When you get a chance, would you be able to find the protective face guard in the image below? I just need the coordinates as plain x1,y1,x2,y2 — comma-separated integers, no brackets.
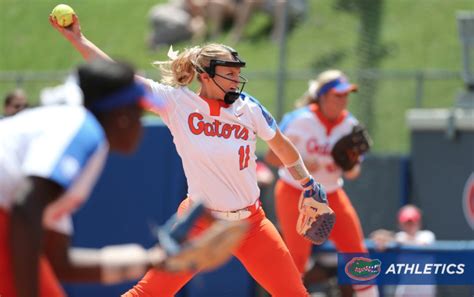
205,60,245,77
215,74,248,104
200,48,248,104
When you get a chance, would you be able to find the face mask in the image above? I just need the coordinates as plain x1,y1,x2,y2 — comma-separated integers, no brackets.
211,73,248,104
197,47,248,104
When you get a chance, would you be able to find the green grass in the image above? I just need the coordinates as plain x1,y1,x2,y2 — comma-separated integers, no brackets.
1,0,473,153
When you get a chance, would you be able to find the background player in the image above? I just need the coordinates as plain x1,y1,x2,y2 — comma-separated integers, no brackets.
50,12,327,297
265,69,379,297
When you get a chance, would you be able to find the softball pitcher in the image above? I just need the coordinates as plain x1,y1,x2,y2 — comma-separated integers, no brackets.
50,13,328,297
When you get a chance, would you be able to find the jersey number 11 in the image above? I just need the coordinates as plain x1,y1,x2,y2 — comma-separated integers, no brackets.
238,145,250,170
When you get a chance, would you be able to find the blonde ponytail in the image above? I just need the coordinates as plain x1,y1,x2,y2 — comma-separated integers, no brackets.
295,91,317,107
153,46,201,87
296,79,319,107
152,43,236,87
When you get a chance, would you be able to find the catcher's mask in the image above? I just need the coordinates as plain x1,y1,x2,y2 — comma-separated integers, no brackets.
197,47,248,105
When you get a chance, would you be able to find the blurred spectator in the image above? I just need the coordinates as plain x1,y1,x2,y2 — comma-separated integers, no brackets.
206,0,240,39
148,0,309,45
2,89,29,117
371,204,436,250
395,204,435,246
148,0,207,50
229,0,307,44
370,204,436,297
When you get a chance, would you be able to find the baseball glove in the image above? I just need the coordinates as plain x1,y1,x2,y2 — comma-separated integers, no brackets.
296,194,336,245
155,202,248,272
331,124,372,171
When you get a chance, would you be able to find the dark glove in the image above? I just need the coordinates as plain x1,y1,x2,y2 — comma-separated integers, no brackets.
331,124,372,171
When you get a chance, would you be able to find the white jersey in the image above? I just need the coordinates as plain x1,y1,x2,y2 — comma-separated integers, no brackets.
148,81,277,211
395,230,436,246
278,104,360,193
0,105,109,235
394,230,436,297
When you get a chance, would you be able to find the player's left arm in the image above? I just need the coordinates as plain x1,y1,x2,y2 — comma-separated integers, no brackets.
266,129,325,200
265,133,320,172
266,128,301,166
264,133,299,168
10,177,64,297
267,130,335,245
248,95,323,200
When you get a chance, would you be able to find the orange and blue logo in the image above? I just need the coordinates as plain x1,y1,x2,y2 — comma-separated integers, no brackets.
339,252,474,285
345,257,381,281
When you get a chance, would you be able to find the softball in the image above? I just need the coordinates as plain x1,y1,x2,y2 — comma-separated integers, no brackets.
51,4,75,27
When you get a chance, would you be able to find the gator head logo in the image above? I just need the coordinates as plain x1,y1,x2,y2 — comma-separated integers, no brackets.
345,257,381,281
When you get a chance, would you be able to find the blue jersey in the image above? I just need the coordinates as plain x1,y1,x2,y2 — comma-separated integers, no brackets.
0,105,108,234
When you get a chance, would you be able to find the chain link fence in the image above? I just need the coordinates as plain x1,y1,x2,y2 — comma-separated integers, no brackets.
0,68,462,153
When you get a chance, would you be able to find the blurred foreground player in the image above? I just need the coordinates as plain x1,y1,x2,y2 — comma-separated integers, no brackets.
0,59,246,297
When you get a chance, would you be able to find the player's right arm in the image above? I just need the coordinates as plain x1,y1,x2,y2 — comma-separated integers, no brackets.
43,229,102,282
49,15,111,62
49,15,150,88
43,228,153,284
10,177,64,297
